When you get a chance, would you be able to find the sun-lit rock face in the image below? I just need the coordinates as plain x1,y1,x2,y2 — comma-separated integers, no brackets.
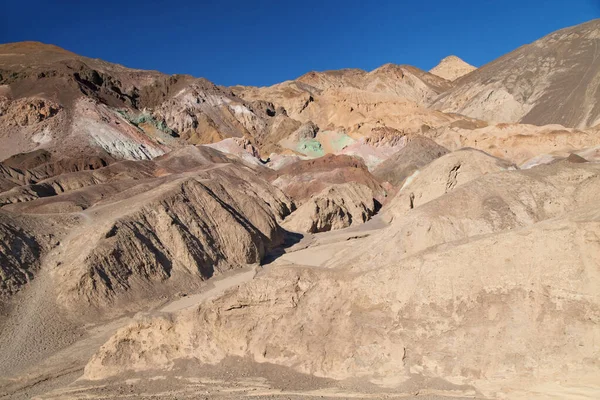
85,160,600,399
282,182,376,233
429,55,476,81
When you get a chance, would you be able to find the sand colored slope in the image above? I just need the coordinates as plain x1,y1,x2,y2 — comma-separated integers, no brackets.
428,122,600,165
372,135,449,186
382,148,516,221
84,200,600,398
433,19,600,128
272,154,384,204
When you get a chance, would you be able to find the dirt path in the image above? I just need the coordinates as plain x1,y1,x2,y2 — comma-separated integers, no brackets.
160,266,256,313
269,216,388,267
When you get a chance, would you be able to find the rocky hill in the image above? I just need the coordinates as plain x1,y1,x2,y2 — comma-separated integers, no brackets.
1,19,600,400
433,19,600,128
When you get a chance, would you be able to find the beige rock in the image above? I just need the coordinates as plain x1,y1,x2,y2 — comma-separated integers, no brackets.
85,198,600,399
383,148,516,221
5,21,600,400
282,182,375,233
351,160,600,263
271,154,384,204
372,135,449,187
429,55,476,81
0,212,57,297
428,122,600,165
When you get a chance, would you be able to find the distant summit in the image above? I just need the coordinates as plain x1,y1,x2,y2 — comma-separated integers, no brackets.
429,55,476,81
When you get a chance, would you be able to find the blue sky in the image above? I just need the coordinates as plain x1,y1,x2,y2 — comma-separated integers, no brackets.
2,1,599,86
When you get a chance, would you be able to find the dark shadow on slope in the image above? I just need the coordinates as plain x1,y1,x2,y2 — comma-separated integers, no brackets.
373,198,383,214
262,230,304,265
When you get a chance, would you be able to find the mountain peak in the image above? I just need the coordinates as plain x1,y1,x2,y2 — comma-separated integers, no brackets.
429,55,476,81
0,41,75,55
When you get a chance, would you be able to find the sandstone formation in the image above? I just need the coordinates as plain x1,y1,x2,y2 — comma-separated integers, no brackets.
0,212,58,297
0,146,292,311
282,182,376,233
271,154,385,204
382,148,516,220
232,64,473,138
84,160,600,400
235,84,463,138
428,122,600,166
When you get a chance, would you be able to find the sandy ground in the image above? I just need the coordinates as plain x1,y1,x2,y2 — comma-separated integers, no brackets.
273,216,388,267
36,356,484,399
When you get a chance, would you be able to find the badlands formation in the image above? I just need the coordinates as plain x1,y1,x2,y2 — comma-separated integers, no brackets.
0,20,599,400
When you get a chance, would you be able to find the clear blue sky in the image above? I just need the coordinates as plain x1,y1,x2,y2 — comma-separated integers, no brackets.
2,1,599,86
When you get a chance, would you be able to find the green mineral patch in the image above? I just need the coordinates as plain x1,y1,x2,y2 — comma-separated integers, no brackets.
296,139,325,158
117,110,176,136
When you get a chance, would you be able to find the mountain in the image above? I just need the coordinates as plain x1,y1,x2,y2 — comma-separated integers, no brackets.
429,55,476,81
295,63,452,105
3,19,600,400
0,41,300,162
232,64,471,139
433,19,600,128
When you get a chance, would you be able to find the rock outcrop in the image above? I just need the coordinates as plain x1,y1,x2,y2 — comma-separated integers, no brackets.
382,148,516,220
4,19,600,400
427,122,600,166
282,183,376,233
372,135,449,186
272,154,385,204
0,146,293,313
0,212,56,297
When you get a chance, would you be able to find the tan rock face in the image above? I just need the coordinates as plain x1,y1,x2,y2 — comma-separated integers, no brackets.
0,97,61,126
232,63,472,139
346,160,600,265
282,182,375,233
84,160,600,398
429,55,476,81
372,134,449,187
0,146,292,312
61,174,284,310
382,148,516,221
235,83,463,138
296,64,452,106
427,122,600,166
0,212,57,297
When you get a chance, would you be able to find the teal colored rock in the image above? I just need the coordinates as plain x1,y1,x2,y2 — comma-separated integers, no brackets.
117,109,175,136
297,139,325,158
